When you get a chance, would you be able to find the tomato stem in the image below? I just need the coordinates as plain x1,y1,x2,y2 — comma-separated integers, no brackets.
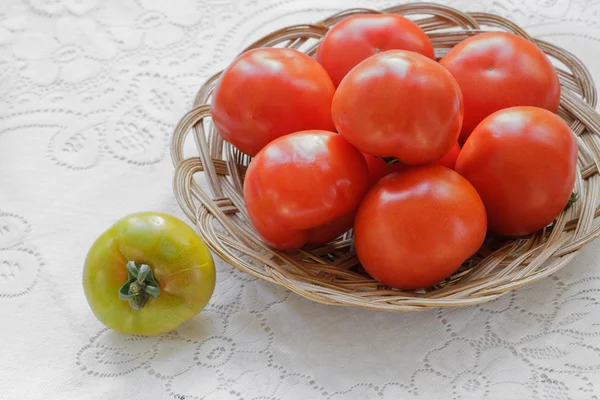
381,156,399,167
118,261,161,310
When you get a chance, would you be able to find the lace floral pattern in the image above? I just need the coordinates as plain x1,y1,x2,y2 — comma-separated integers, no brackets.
73,270,600,399
2,0,600,398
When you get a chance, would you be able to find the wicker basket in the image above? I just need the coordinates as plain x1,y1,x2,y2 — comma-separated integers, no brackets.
170,2,600,311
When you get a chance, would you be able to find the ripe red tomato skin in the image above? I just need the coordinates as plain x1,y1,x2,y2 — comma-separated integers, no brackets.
354,166,487,290
333,50,463,165
363,153,392,188
307,211,356,244
436,142,460,169
440,32,560,143
362,142,460,187
455,106,577,237
244,130,369,250
211,48,336,156
316,14,434,87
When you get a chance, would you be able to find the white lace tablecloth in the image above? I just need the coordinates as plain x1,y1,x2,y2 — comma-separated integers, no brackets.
2,0,600,399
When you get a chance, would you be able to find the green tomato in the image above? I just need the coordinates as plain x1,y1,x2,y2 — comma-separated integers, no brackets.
83,212,215,336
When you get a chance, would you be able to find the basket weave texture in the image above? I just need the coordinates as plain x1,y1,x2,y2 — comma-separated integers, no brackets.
171,2,600,311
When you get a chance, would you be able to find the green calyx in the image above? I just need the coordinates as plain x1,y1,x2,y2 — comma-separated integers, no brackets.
564,192,579,211
118,261,161,311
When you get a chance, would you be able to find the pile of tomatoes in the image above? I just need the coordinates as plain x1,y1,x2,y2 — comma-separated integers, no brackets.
211,14,578,290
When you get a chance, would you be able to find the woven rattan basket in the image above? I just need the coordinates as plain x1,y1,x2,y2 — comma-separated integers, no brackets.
171,2,600,311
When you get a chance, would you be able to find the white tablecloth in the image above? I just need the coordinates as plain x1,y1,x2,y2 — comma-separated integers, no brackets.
2,0,600,398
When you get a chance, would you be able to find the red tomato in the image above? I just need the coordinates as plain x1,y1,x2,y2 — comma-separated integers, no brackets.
244,130,369,250
363,153,392,187
436,142,460,169
440,32,560,143
211,48,335,156
455,106,577,236
333,50,463,165
316,14,434,87
362,142,461,186
306,211,356,245
354,166,487,290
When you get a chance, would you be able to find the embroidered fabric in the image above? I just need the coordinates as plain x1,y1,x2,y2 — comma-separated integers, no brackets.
2,0,600,398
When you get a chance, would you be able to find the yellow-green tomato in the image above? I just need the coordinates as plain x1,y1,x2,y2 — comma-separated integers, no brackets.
83,212,215,336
